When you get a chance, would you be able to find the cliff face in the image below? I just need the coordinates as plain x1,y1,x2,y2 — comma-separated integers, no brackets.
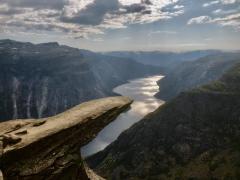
156,53,240,101
0,96,132,180
0,39,159,121
87,63,240,179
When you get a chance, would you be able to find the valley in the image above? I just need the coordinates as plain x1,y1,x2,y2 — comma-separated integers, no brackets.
87,62,240,180
1,0,240,179
0,40,161,121
81,75,165,157
1,39,240,180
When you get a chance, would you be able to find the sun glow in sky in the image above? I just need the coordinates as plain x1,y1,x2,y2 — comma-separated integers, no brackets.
0,0,239,51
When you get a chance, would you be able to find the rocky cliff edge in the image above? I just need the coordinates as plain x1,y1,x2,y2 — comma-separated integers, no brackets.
0,96,132,180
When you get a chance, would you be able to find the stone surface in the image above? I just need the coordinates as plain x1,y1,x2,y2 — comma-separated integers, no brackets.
0,96,132,180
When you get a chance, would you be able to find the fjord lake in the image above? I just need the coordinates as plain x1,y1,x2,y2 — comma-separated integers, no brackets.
81,75,165,157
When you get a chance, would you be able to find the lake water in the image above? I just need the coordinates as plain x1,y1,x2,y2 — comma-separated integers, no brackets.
81,75,165,157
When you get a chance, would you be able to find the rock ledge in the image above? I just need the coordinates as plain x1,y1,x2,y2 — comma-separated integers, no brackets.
0,96,132,180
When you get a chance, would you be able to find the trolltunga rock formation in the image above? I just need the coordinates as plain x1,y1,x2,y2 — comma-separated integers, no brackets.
0,96,132,180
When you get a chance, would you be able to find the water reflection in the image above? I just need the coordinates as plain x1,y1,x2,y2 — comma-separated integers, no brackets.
81,75,164,157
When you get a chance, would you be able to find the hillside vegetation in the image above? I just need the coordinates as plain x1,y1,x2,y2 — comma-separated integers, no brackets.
88,62,240,179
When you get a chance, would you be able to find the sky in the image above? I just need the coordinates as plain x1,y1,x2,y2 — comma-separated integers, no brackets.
0,0,240,51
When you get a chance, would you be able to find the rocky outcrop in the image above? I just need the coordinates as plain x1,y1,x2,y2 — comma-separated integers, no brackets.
0,96,132,180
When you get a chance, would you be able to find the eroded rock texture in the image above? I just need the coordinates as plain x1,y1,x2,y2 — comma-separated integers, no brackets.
0,96,132,180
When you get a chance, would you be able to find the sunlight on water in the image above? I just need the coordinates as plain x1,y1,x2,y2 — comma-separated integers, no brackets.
81,75,165,157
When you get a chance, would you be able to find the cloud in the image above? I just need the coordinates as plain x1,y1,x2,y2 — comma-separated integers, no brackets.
0,0,67,10
221,0,237,4
212,13,240,29
96,0,183,26
0,4,25,15
173,5,184,9
188,13,240,30
212,8,239,15
119,0,141,6
187,16,212,25
203,1,219,7
202,0,237,7
0,0,184,38
61,0,119,25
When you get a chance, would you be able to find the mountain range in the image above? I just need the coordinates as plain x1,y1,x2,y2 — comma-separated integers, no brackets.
1,39,240,179
105,50,221,68
0,39,160,121
156,52,240,100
